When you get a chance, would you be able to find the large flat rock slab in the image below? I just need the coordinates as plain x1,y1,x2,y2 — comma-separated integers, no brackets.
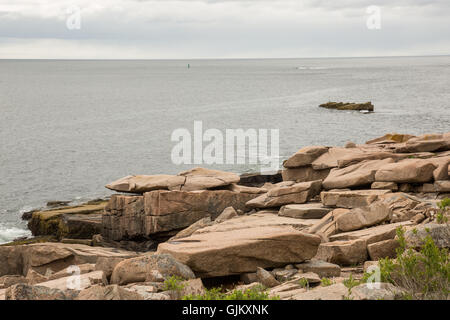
329,221,413,244
392,138,448,153
173,167,240,191
375,159,437,183
311,147,374,170
279,203,332,219
283,146,329,168
246,180,322,209
295,260,341,278
106,175,185,193
321,189,391,209
315,239,368,266
28,202,107,239
323,158,395,190
0,242,137,277
191,211,318,235
281,167,330,183
36,270,106,291
23,243,137,276
102,190,258,240
290,283,348,300
157,214,321,277
106,168,240,193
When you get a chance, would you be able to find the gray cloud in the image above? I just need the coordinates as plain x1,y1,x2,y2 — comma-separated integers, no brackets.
0,0,449,58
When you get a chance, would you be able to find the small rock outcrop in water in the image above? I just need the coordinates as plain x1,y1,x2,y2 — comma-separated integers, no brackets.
319,101,374,112
0,131,449,300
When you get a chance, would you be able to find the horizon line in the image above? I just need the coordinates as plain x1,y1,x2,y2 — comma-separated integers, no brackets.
1,54,449,61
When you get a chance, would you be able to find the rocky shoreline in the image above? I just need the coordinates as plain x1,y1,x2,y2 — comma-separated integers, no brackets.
1,131,449,300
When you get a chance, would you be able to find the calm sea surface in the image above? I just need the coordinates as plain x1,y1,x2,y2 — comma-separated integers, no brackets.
1,56,450,243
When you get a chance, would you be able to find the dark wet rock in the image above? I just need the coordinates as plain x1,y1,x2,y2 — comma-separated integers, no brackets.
238,171,283,187
319,101,374,112
28,202,107,239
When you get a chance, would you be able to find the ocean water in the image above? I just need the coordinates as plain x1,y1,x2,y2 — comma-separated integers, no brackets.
1,56,450,243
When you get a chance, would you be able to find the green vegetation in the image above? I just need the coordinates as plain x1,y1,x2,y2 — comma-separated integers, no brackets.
320,278,334,287
342,274,359,300
182,285,279,300
342,294,354,300
163,275,186,292
436,197,450,224
438,197,450,210
343,274,359,290
362,227,449,300
298,278,309,289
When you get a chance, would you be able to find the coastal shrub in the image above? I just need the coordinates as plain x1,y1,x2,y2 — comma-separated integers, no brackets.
343,274,359,290
362,227,449,300
225,287,277,300
436,198,450,224
320,278,334,287
438,197,450,210
182,285,279,300
163,275,186,291
341,274,360,300
182,287,223,300
298,278,309,289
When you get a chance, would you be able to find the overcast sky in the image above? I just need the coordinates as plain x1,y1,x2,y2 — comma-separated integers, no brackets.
0,0,449,59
